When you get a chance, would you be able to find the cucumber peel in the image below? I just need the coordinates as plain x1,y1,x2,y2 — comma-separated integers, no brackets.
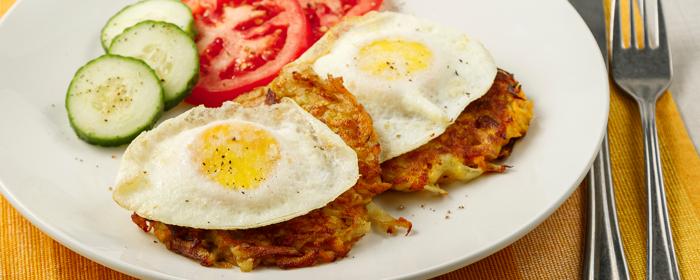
110,21,200,111
101,0,197,52
66,54,164,147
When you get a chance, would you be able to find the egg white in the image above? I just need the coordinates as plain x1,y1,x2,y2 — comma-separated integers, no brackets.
291,11,497,162
112,99,359,230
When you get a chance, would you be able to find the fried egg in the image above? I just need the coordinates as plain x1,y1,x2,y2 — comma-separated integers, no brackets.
112,98,359,230
291,11,497,162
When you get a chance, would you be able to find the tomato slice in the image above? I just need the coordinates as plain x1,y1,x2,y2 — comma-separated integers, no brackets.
300,0,382,42
183,0,310,108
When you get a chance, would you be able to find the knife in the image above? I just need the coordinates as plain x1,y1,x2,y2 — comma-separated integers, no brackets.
569,0,632,279
571,0,608,65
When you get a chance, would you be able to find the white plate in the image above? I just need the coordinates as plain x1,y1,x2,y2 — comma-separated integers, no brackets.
0,0,608,279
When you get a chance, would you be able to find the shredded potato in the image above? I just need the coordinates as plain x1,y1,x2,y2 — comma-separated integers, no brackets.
381,69,534,194
131,66,411,271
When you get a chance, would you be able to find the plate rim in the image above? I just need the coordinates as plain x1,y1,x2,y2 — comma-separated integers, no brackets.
0,0,610,278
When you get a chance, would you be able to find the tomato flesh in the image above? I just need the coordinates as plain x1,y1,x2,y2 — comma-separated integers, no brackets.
300,0,382,42
184,0,309,108
182,0,381,107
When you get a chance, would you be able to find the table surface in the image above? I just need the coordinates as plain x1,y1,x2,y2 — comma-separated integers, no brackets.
663,0,700,153
0,0,698,279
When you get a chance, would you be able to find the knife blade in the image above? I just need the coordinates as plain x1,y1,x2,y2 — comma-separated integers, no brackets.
570,0,631,279
570,0,608,66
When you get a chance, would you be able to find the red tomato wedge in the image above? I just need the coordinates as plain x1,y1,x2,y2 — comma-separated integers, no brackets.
183,0,310,108
300,0,382,42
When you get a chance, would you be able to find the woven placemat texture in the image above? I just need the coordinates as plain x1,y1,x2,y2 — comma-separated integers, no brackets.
1,0,699,279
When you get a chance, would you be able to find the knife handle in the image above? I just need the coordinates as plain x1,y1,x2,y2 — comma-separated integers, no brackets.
582,132,631,280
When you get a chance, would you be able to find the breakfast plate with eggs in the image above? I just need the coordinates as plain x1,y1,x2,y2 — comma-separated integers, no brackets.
0,0,608,279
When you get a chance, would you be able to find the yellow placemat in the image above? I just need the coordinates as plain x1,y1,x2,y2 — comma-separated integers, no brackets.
1,0,699,279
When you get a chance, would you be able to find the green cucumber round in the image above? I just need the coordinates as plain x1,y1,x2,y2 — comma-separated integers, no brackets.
101,0,197,52
109,21,199,111
66,54,164,147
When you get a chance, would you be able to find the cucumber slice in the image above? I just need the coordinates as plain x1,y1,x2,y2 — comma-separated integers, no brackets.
109,21,199,111
66,54,164,147
101,0,197,51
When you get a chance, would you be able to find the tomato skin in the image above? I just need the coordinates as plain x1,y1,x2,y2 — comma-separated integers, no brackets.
183,0,309,108
300,0,382,42
181,0,217,15
186,71,275,107
344,0,382,17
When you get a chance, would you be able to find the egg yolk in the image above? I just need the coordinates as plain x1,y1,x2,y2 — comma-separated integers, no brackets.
191,122,279,190
358,39,433,80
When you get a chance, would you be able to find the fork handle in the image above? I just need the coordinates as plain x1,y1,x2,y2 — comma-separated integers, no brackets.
583,132,631,280
639,100,682,280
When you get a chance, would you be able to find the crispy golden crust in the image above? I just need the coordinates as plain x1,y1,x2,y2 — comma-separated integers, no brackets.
240,66,412,233
145,205,368,271
133,67,411,272
236,65,390,200
381,69,533,193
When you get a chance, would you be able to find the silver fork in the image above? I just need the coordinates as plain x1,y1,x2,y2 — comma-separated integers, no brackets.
611,0,680,279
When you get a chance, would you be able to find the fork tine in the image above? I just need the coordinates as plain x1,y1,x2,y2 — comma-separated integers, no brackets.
636,0,645,24
612,0,624,52
639,0,649,48
657,0,668,51
629,0,638,49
